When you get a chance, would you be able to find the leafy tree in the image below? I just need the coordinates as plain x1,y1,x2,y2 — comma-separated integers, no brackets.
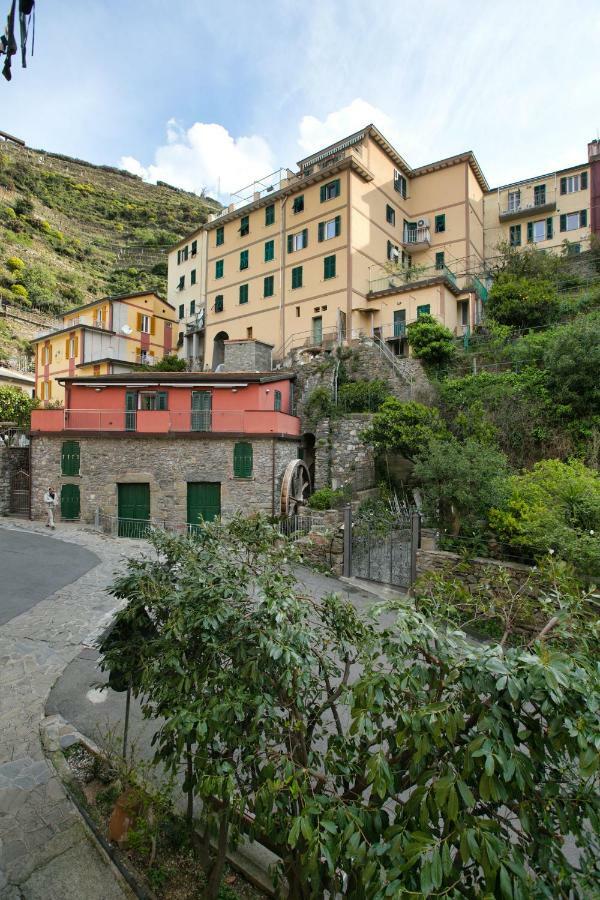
0,385,38,427
542,312,600,421
413,437,509,537
337,378,389,412
487,274,560,329
407,313,455,364
16,263,59,311
489,459,600,576
137,353,187,372
362,398,448,461
101,520,600,898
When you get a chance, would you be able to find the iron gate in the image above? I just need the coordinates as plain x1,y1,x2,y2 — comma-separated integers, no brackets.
9,467,30,517
345,509,419,591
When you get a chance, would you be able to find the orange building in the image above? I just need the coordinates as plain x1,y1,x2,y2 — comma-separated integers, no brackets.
32,291,178,406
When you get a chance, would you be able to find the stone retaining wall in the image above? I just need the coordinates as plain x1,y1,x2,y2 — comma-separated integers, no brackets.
0,441,28,514
416,548,532,589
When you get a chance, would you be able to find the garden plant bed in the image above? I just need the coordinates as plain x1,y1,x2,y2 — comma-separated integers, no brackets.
62,742,267,900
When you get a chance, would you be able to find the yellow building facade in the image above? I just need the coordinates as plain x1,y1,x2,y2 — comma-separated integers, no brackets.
32,291,177,406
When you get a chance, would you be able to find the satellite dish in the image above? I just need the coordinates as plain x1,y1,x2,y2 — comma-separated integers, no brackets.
121,325,133,335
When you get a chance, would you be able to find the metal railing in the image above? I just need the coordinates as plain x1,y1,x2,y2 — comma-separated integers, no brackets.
94,511,328,541
369,263,458,294
402,225,430,245
35,316,110,340
278,514,329,539
274,326,342,360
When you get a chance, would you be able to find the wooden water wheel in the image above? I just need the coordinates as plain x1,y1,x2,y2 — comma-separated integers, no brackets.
280,459,311,516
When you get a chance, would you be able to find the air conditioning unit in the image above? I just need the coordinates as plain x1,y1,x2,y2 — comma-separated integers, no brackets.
417,217,430,228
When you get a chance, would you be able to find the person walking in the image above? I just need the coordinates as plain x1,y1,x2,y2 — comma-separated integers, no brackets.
44,486,58,529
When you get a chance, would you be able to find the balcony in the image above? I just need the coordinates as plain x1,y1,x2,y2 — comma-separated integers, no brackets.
498,184,557,221
185,310,205,333
369,263,460,296
35,317,111,340
401,225,430,249
31,408,300,437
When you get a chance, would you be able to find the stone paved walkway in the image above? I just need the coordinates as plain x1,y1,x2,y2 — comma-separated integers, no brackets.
0,518,145,900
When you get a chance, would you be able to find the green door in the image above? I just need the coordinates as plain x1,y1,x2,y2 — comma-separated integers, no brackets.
117,483,150,537
60,484,80,520
393,309,406,338
125,391,137,432
187,482,221,529
312,316,323,345
191,391,211,432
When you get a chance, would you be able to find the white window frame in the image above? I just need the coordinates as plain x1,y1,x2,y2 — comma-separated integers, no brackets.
292,231,307,251
324,218,337,240
68,337,75,359
508,189,521,212
565,212,580,231
532,220,546,243
394,169,407,198
564,175,580,194
140,315,151,334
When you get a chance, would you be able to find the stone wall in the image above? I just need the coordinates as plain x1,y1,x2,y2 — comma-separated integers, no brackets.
223,339,273,372
416,548,533,590
329,414,375,491
30,435,298,525
1,306,61,343
348,337,436,405
0,441,28,515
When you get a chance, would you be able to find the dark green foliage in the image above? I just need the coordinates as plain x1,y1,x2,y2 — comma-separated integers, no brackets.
542,312,600,421
303,386,333,426
487,275,560,329
337,378,389,412
407,313,455,364
362,398,448,461
307,487,347,510
139,354,187,372
0,385,38,426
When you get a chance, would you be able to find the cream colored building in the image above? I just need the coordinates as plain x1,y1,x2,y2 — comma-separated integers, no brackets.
167,127,596,369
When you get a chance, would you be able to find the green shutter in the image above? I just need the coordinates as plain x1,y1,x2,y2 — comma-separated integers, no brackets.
527,222,533,243
318,222,325,242
60,483,80,521
178,304,184,319
324,255,336,279
334,215,341,236
239,284,248,304
265,239,274,261
580,209,588,227
417,304,430,318
320,184,327,202
215,259,223,278
274,390,281,411
240,249,248,269
302,228,308,248
333,178,340,197
287,234,293,253
265,204,275,225
546,217,553,240
233,442,253,478
435,252,444,270
157,391,168,411
292,266,302,289
560,177,567,195
216,226,224,245
580,171,588,190
387,240,392,260
190,300,195,314
560,214,567,232
264,276,274,297
61,441,80,476
215,295,224,313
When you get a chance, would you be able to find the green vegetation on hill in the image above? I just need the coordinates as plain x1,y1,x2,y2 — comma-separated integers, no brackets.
0,141,219,355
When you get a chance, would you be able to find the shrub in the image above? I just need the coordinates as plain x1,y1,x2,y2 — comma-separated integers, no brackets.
542,311,600,421
486,275,560,329
362,398,448,461
337,378,389,412
489,459,600,576
6,256,25,272
14,196,34,216
407,313,455,364
10,283,28,299
0,385,39,426
303,386,333,426
307,487,346,510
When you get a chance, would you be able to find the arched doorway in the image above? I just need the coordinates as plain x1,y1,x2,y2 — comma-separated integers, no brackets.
212,331,229,370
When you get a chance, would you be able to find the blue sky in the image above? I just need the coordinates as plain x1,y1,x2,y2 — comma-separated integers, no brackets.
2,0,599,199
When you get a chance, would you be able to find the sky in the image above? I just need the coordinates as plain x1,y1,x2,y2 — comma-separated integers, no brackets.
2,0,599,201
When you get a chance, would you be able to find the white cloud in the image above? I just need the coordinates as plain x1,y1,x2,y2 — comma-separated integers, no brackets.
119,121,275,198
297,99,401,157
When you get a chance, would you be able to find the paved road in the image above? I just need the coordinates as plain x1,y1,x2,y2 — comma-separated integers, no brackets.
0,528,99,626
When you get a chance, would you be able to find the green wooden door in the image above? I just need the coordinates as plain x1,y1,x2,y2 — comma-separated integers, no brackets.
60,484,80,520
117,483,150,537
312,316,323,345
125,391,137,432
187,482,221,528
191,391,211,432
393,309,406,338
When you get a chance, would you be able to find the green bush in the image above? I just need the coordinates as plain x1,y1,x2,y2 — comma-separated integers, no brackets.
487,275,560,329
407,313,455,364
0,385,39,426
6,256,25,272
337,378,389,412
304,386,333,426
489,459,600,576
362,398,448,461
308,487,346,510
10,283,28,300
18,263,59,311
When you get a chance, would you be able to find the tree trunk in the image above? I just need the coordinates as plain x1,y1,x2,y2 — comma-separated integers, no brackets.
185,739,194,826
205,808,230,900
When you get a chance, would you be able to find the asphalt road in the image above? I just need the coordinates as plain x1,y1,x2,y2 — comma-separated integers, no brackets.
0,526,99,626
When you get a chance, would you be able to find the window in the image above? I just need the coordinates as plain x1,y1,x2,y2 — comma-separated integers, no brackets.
61,441,80,476
296,306,300,317
435,214,446,233
215,259,224,279
291,266,303,289
264,239,275,261
560,172,588,194
65,335,78,359
534,184,546,206
178,275,185,290
264,275,274,297
320,179,340,202
288,229,308,252
140,314,151,333
190,300,196,315
274,390,282,411
216,226,224,246
215,295,224,313
528,219,551,243
386,204,396,226
240,215,249,236
233,442,253,478
240,249,249,270
387,240,400,263
324,255,336,280
40,381,51,400
239,284,249,304
265,204,275,226
318,216,341,242
292,195,304,213
247,327,253,339
177,246,188,264
507,189,521,212
560,210,587,231
509,224,521,247
178,304,184,320
191,269,197,285
140,391,168,411
417,304,431,318
394,169,407,198
402,250,412,267
191,239,197,256
435,252,445,270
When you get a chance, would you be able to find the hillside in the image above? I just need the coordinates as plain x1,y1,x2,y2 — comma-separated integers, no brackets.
0,138,219,361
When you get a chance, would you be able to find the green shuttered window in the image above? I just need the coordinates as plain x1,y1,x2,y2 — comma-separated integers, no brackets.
291,266,303,289
264,275,274,297
215,294,224,312
323,255,336,279
240,215,249,236
215,259,224,278
274,390,282,411
265,204,275,226
233,442,253,478
61,441,80,476
320,179,341,202
216,226,224,246
240,249,249,270
239,284,249,304
435,214,446,233
264,239,274,261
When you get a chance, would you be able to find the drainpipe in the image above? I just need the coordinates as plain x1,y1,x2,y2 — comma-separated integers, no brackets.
271,439,276,516
279,196,288,359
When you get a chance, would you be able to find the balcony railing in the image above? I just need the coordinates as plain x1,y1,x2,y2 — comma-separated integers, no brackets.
31,408,300,436
402,225,430,247
35,317,111,340
185,311,205,333
369,263,458,294
498,185,557,220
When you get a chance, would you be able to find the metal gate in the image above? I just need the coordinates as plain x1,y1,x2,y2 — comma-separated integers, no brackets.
345,509,419,591
9,468,30,517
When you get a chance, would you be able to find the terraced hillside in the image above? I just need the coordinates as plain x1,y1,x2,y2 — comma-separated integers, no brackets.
0,138,219,360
